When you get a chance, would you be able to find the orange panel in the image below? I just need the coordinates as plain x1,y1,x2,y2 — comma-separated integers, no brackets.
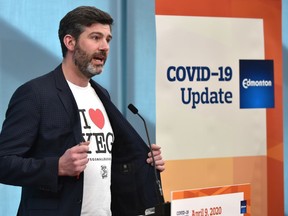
156,0,283,215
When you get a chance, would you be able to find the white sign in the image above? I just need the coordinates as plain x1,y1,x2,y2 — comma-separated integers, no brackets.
171,192,245,216
156,15,266,160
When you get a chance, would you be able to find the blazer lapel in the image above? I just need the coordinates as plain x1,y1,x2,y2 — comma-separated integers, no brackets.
53,65,84,144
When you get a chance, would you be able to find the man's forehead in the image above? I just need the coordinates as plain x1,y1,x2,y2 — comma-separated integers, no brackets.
84,23,112,35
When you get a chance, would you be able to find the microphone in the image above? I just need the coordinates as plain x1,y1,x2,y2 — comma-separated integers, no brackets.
128,104,164,204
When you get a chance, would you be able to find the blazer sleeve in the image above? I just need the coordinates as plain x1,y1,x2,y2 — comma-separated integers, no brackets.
0,82,59,192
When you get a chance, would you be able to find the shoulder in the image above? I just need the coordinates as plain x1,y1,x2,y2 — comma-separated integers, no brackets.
16,65,62,93
10,65,62,103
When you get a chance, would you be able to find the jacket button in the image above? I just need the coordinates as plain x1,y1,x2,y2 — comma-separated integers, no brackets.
77,199,82,204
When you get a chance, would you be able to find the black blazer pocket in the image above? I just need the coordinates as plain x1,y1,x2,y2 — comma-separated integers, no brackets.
27,198,59,216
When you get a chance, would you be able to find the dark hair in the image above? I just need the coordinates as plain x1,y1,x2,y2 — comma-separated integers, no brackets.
58,6,114,57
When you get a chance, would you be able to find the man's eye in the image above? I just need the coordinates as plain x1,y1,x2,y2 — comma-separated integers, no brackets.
92,36,100,40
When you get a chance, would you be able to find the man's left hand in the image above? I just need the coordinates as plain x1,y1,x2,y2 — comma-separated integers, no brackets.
146,144,165,172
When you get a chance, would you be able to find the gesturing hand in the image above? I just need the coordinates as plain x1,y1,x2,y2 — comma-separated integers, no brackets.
146,144,165,172
58,141,90,177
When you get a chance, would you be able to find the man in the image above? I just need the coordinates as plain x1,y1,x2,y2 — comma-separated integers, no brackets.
0,6,165,216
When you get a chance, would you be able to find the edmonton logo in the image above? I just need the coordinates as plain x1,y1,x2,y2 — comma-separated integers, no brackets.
239,59,274,109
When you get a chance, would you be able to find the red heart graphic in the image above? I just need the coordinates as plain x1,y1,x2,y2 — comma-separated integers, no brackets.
89,108,105,129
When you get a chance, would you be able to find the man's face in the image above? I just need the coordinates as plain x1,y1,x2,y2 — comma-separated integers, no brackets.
73,23,112,78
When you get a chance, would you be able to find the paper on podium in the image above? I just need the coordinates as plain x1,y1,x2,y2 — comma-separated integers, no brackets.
171,184,251,216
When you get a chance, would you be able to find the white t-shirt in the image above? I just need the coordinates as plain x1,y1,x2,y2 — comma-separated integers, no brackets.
68,81,114,216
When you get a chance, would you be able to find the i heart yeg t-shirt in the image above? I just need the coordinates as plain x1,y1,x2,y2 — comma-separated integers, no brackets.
67,80,114,216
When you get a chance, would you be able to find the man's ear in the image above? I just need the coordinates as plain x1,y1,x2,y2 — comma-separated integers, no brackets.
63,35,76,51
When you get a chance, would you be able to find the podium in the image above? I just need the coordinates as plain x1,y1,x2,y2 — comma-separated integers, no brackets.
170,184,251,216
153,202,171,216
143,202,171,216
141,184,250,215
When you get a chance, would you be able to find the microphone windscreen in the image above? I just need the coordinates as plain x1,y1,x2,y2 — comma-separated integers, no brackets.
128,104,138,114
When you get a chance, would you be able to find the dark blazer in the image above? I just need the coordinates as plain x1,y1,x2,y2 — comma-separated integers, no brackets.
0,65,160,216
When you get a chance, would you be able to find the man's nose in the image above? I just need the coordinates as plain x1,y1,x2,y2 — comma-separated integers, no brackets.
99,39,109,51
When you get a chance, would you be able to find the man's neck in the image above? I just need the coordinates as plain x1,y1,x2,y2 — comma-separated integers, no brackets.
62,58,90,87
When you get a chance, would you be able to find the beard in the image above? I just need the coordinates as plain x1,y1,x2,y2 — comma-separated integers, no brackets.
73,44,107,79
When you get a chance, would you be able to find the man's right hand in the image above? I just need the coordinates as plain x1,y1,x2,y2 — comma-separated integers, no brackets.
58,141,90,177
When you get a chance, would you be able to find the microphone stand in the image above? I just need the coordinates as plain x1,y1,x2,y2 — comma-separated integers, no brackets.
128,104,171,216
